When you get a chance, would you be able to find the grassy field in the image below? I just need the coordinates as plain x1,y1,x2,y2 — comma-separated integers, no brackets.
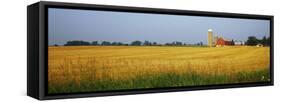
48,46,270,94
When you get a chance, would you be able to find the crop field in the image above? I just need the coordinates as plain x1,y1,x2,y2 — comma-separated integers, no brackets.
48,46,270,94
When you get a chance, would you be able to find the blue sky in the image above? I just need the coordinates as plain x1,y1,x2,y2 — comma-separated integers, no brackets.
48,8,270,45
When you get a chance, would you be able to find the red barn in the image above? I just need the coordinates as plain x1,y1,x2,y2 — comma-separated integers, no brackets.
216,37,233,46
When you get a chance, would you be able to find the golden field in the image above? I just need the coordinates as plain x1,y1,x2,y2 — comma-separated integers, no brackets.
48,46,270,94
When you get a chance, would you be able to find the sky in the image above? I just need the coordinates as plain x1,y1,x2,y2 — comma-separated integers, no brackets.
48,8,270,45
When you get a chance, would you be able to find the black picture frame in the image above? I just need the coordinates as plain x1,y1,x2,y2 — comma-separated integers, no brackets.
27,1,274,100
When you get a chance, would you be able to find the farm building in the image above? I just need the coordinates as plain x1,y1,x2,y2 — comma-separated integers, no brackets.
234,41,245,46
208,29,213,47
215,37,233,47
207,29,234,47
256,43,264,47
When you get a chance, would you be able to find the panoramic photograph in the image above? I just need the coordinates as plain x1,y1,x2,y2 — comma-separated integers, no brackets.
48,8,270,94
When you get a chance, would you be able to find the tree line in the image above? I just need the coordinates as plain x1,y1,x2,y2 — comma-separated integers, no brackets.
51,36,270,47
59,40,204,46
245,36,270,46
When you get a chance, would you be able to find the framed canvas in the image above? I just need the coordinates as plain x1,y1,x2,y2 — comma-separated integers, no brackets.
27,1,274,100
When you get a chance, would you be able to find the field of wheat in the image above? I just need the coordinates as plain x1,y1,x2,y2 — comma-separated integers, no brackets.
48,46,270,94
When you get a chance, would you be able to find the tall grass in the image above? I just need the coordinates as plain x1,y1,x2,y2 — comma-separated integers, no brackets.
48,46,270,94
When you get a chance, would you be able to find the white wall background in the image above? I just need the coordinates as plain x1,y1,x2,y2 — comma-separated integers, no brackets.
0,0,280,101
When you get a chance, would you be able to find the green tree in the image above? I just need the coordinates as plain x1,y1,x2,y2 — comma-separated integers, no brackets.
64,40,90,46
266,37,270,46
144,41,152,46
246,36,258,46
131,41,142,46
91,41,99,45
101,41,111,46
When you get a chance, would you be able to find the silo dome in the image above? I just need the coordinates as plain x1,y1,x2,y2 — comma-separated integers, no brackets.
208,29,213,32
